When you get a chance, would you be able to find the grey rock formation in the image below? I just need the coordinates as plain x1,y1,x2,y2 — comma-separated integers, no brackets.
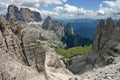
68,18,120,74
6,5,25,22
0,15,75,80
42,16,65,39
78,57,120,80
21,26,46,72
64,23,74,35
20,8,42,22
6,5,42,22
27,22,65,48
0,15,25,64
9,19,22,35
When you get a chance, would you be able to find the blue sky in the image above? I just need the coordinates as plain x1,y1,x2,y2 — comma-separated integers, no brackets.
65,0,102,10
39,0,103,11
0,0,120,19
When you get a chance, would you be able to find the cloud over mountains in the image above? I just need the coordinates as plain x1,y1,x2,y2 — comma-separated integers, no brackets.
0,0,120,19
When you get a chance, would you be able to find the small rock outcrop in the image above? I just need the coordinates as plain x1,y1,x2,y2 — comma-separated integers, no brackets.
68,18,120,74
6,5,42,22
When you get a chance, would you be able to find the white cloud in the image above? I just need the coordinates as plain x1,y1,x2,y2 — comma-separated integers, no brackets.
97,10,105,15
0,0,67,10
40,4,94,19
39,0,66,5
103,0,115,7
53,4,87,14
97,0,120,19
52,4,96,19
53,0,120,19
1,0,120,19
40,10,59,18
64,4,79,13
53,6,63,12
0,0,67,16
63,0,67,2
50,0,120,19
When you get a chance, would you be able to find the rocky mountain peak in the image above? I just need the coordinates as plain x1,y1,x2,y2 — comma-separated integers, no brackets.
117,19,120,27
42,16,65,39
98,19,105,27
45,16,52,20
6,4,42,22
106,18,114,24
64,23,74,35
92,18,115,51
105,18,115,33
20,8,42,22
7,4,18,12
6,4,24,21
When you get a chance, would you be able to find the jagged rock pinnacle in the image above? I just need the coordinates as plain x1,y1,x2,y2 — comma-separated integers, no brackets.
6,4,42,22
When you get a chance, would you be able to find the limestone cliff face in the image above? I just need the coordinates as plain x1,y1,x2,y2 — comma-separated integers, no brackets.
42,16,65,40
0,15,77,80
68,18,120,74
6,5,42,22
20,8,42,22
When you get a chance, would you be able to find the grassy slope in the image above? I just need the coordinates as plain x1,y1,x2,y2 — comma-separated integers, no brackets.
55,45,91,59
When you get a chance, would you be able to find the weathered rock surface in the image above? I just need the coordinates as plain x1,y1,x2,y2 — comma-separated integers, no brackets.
0,15,78,80
42,16,65,40
20,8,42,22
78,57,120,80
6,5,42,22
27,22,65,48
68,18,120,74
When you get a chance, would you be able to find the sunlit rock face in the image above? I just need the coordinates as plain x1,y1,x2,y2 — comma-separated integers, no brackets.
6,5,42,22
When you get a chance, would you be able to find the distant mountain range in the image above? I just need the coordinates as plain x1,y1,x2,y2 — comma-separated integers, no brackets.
58,19,100,40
